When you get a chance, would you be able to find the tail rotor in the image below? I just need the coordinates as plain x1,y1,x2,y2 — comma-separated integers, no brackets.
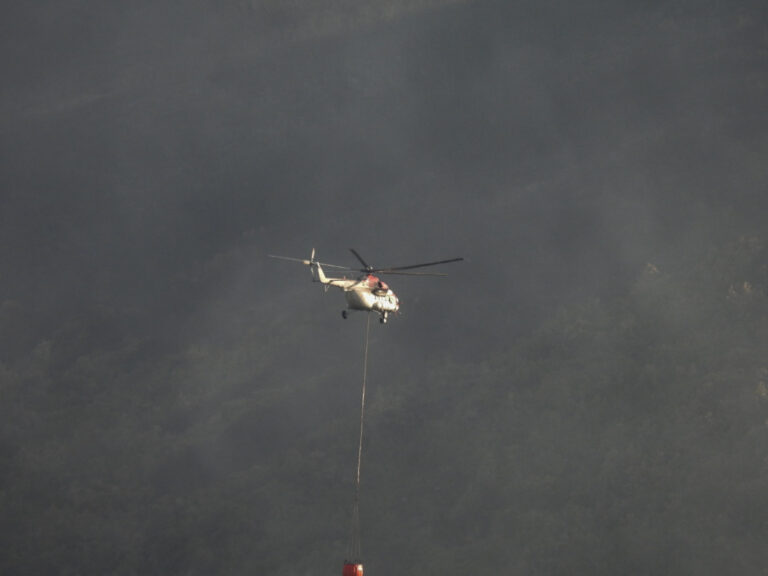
309,248,317,281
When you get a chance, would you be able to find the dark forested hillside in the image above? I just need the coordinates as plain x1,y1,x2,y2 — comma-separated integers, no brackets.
2,0,768,574
2,234,767,574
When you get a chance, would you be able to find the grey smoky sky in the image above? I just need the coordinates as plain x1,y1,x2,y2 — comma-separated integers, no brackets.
2,1,766,329
1,1,768,574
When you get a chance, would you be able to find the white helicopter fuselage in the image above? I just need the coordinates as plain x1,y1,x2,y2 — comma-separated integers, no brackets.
314,263,399,321
344,285,399,313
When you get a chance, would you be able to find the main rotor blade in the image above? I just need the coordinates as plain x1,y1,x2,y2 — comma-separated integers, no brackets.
378,270,450,277
375,257,464,272
268,255,353,270
349,248,372,270
268,254,311,265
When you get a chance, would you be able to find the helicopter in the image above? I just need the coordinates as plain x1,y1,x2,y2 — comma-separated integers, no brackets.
268,248,463,323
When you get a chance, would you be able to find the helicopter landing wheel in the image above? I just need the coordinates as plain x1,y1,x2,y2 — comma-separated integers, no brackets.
379,315,387,324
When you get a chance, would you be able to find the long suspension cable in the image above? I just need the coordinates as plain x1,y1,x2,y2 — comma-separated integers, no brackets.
356,312,371,489
347,313,371,562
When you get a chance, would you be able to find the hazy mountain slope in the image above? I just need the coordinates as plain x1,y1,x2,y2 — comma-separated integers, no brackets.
1,0,767,574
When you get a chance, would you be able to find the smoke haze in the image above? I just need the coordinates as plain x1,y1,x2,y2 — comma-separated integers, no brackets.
2,1,767,574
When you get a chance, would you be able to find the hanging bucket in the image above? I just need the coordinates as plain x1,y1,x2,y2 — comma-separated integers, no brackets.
342,562,364,576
